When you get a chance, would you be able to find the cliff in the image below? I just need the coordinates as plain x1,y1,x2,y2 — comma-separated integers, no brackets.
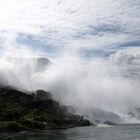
0,86,92,132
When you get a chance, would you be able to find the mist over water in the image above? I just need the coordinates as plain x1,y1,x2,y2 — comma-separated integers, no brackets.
0,49,140,123
0,0,140,123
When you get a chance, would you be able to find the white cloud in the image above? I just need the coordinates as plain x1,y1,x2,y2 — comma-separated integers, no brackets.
110,47,140,80
0,0,139,52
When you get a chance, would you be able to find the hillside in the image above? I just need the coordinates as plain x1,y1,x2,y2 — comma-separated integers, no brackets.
0,86,92,132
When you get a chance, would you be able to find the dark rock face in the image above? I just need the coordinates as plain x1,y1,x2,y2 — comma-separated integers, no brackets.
0,86,92,132
104,120,116,125
34,90,52,101
0,121,27,132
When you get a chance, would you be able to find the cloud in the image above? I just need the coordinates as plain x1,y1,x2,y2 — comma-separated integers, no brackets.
0,0,139,55
110,47,140,80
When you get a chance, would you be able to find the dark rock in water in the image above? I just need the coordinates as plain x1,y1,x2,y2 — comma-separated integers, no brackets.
104,120,116,125
0,86,92,132
127,108,140,120
82,108,120,124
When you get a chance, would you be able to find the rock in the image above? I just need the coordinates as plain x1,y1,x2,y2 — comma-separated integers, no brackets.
0,121,27,132
34,90,52,101
20,119,46,130
82,108,120,124
0,86,93,132
104,120,116,125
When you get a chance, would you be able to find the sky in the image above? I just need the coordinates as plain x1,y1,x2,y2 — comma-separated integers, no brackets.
0,0,139,81
0,0,139,58
0,0,140,119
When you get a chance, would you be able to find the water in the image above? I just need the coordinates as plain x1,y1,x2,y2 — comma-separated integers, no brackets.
0,125,140,140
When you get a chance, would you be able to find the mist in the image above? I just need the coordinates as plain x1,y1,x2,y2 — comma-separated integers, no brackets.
0,49,140,123
0,0,140,123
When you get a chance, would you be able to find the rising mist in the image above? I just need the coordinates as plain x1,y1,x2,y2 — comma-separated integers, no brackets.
0,0,140,123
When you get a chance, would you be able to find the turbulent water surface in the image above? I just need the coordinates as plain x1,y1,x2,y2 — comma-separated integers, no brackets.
0,125,140,140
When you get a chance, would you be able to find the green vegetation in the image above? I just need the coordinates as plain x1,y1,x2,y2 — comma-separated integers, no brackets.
0,121,27,132
0,86,92,132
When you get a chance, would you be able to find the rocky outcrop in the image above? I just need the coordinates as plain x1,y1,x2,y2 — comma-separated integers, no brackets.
104,120,116,125
0,86,92,132
81,108,120,124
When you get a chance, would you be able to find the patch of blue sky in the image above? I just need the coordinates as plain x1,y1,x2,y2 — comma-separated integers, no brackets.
76,34,139,59
75,23,123,38
119,40,140,48
16,34,64,57
78,48,116,60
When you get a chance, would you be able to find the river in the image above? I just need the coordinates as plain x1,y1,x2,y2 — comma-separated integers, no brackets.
0,124,140,140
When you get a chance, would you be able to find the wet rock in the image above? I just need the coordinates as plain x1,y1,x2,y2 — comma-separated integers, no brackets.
0,121,27,132
104,120,116,125
0,86,93,132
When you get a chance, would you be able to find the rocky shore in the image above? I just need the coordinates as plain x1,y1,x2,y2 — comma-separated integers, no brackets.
0,86,92,133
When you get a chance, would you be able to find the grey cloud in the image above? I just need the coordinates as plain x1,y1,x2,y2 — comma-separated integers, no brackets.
110,50,140,79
